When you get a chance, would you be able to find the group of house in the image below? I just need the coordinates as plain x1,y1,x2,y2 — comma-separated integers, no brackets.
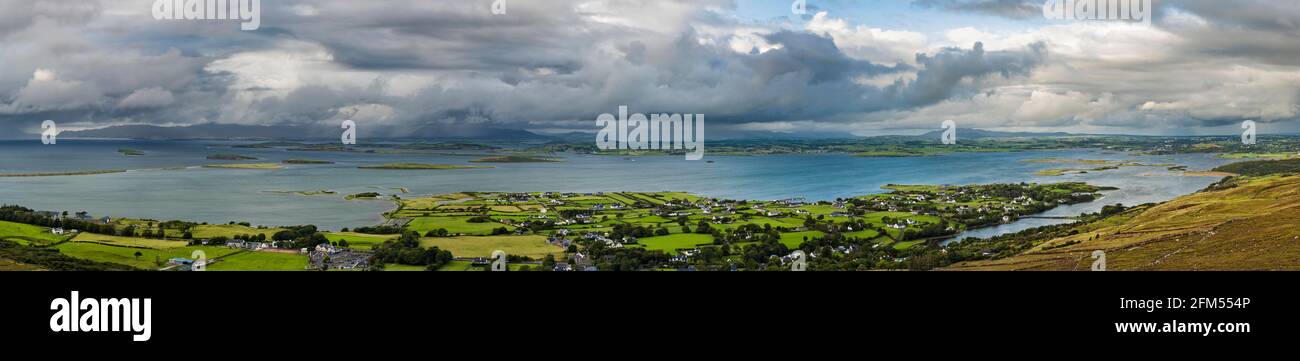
307,242,370,270
37,210,112,224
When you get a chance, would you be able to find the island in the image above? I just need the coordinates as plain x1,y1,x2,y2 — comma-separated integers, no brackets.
202,163,283,170
117,148,145,156
207,153,258,161
470,155,562,163
0,170,127,177
282,159,335,164
346,192,383,200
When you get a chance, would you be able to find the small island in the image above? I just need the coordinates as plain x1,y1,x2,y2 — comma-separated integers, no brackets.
0,170,127,177
470,155,562,163
282,159,335,164
345,192,383,200
207,153,258,161
117,148,145,156
358,163,493,170
203,163,283,170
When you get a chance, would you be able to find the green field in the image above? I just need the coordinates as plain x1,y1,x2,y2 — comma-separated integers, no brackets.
0,220,64,245
407,216,513,236
778,231,825,248
207,251,309,271
71,233,188,249
325,232,396,250
419,235,562,259
637,233,715,254
53,242,238,270
189,224,284,239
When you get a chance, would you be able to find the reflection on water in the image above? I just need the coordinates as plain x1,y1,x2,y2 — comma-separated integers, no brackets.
0,140,1235,233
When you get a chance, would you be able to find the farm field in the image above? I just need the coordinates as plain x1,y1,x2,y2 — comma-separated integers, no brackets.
0,220,64,245
53,242,238,270
638,233,715,254
70,233,188,249
419,235,562,259
407,216,512,236
325,232,395,250
207,251,309,271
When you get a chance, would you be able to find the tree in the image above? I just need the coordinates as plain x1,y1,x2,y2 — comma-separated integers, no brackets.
134,251,143,259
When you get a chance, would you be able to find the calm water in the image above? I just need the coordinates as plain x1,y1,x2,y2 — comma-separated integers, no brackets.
0,140,1235,236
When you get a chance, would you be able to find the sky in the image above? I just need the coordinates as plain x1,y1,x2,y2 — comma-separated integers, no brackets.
3,0,1300,138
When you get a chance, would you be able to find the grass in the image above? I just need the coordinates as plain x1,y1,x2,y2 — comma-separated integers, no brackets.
383,263,428,271
407,216,512,236
418,235,562,259
325,232,396,250
70,233,189,249
949,174,1300,271
53,243,238,270
189,224,283,239
207,251,309,271
0,220,65,245
0,258,44,271
778,231,825,248
202,163,283,170
359,163,493,170
638,233,715,254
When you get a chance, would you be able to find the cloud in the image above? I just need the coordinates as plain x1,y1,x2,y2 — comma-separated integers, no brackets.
913,0,1044,19
118,87,176,109
0,0,1299,137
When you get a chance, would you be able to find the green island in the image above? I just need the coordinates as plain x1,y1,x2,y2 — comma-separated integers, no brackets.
1026,158,1176,176
207,153,258,160
282,159,335,164
203,163,283,170
345,192,384,200
359,163,493,170
0,170,127,177
117,148,145,156
470,155,562,163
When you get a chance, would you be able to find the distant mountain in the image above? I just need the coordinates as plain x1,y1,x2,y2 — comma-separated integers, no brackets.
60,123,549,141
916,128,1075,139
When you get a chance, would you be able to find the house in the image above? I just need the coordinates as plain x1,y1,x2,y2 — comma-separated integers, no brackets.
553,262,573,272
315,243,339,254
51,228,65,235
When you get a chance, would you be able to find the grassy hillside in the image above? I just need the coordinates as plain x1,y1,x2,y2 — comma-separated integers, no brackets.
947,174,1300,271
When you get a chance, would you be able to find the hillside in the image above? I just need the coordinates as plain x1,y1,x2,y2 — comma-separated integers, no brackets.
946,174,1300,271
